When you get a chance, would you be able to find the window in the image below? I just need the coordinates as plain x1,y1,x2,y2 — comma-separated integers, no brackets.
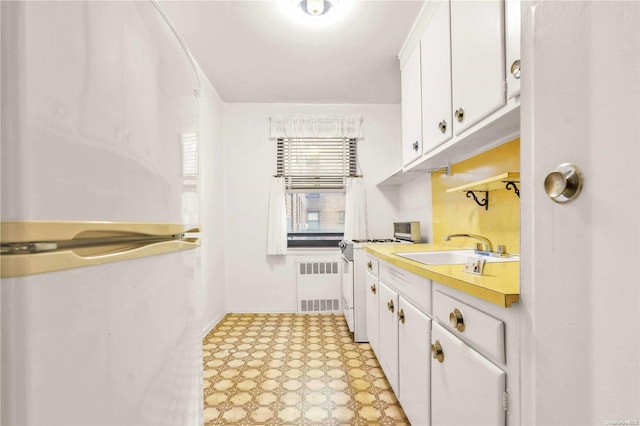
306,210,320,230
276,138,359,247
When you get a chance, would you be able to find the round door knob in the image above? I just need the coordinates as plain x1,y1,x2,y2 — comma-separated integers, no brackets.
438,119,447,134
431,340,444,363
510,59,521,79
398,308,405,324
370,283,376,294
387,300,394,313
449,308,465,332
454,107,465,123
544,163,584,203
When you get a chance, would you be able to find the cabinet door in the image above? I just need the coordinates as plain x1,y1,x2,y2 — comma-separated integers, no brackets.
398,297,432,426
431,323,506,426
505,0,521,99
401,45,423,167
377,281,399,395
365,270,379,355
420,0,453,153
450,0,506,134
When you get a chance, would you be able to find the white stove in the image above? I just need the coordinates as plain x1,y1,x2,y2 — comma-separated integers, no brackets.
339,222,420,342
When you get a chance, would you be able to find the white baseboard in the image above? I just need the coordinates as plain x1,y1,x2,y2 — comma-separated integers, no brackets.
202,312,227,339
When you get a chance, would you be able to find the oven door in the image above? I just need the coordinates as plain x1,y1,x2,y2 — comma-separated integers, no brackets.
341,256,355,332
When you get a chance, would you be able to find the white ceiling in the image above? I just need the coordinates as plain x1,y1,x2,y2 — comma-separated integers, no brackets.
158,1,423,104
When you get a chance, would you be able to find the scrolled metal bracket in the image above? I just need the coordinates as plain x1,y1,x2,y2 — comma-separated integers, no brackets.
505,181,520,198
465,191,489,210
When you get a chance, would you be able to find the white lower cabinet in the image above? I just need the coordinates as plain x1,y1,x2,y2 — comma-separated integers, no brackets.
431,322,506,426
398,297,432,426
364,258,517,425
365,270,380,355
377,281,399,395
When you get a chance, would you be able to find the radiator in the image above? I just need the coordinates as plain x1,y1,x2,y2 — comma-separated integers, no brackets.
296,261,342,313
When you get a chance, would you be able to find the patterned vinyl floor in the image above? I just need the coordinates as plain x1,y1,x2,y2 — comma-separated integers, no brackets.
203,313,410,425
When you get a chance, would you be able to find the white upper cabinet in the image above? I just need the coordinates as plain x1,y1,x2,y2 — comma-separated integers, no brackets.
450,0,506,134
401,46,423,167
420,0,453,153
384,0,519,185
505,0,521,99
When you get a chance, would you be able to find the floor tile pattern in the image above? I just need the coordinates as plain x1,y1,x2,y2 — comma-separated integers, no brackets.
203,313,410,425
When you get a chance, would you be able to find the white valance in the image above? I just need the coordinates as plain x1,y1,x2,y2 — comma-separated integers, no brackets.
269,114,364,139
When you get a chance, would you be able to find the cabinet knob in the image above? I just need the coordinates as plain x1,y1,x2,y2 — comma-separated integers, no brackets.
544,163,584,203
397,308,405,324
510,59,521,79
454,107,465,123
370,283,376,294
438,119,447,134
449,308,465,332
431,340,444,363
412,140,420,152
387,299,394,313
367,261,372,270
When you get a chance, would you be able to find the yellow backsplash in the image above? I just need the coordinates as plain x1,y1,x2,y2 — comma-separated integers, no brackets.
431,138,520,254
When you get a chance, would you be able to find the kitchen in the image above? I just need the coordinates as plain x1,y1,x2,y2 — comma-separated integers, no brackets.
1,1,639,426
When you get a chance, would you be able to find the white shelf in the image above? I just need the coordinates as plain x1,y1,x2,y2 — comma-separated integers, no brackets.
446,172,520,193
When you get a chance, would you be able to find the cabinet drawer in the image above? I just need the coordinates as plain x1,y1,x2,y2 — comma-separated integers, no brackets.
365,256,379,277
433,290,505,364
379,261,431,315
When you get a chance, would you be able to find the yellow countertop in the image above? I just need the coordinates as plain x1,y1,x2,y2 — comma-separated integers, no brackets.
363,243,519,308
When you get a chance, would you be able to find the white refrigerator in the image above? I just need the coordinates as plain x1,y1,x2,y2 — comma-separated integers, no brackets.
1,1,203,425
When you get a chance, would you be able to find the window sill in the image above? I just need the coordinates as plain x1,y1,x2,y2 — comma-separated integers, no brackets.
286,247,342,256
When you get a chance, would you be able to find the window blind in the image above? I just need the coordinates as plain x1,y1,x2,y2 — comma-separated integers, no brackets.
276,138,358,190
181,132,199,187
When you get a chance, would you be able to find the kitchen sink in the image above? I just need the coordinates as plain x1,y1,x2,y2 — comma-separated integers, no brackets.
394,249,520,265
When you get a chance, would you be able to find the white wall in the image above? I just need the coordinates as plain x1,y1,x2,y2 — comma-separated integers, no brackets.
197,70,227,335
396,175,433,243
222,103,402,312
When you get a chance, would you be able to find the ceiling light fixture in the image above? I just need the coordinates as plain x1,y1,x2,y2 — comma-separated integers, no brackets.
278,0,352,27
299,0,333,17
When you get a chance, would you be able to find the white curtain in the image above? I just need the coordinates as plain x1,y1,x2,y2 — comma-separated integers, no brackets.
344,177,368,241
267,177,287,255
269,114,364,139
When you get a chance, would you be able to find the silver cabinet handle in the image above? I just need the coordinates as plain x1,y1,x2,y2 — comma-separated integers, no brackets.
544,163,584,203
412,140,420,152
454,107,465,123
510,59,521,79
438,119,447,134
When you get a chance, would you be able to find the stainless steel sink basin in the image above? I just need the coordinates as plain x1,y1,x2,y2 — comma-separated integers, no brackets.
394,250,520,265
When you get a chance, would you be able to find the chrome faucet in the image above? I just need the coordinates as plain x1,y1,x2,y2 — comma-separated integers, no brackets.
444,233,494,253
